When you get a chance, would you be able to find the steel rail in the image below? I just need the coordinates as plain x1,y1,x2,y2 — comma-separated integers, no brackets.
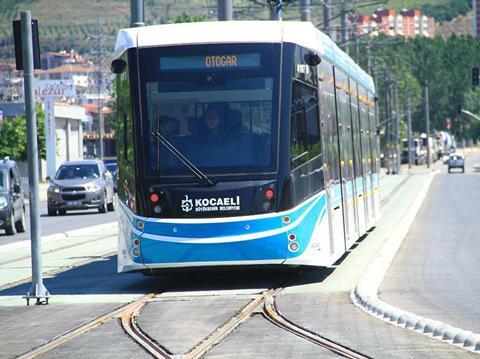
16,293,156,359
121,295,173,358
263,296,371,359
183,287,282,359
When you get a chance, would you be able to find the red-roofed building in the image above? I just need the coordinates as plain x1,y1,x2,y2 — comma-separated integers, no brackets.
41,50,84,70
353,8,435,38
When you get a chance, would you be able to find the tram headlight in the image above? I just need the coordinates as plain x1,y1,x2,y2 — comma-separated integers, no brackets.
288,242,300,253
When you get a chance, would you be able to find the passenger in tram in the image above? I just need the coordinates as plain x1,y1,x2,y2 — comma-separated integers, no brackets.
199,104,226,141
159,115,180,138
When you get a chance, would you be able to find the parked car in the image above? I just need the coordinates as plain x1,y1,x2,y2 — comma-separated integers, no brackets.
0,157,26,235
47,159,115,215
104,160,118,193
448,154,465,173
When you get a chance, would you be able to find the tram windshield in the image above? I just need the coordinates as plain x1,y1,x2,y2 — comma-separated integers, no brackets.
137,43,281,178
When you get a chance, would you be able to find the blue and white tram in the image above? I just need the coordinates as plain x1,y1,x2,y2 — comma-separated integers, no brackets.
111,21,380,273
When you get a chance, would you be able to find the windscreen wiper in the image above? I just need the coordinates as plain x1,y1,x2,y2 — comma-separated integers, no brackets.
151,130,214,186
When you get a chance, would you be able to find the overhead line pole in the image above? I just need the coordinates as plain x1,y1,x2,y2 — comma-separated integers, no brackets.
130,0,145,27
406,90,412,169
384,68,391,174
425,86,431,169
21,10,50,305
217,0,233,21
394,80,400,174
300,0,311,21
323,0,332,38
340,2,348,54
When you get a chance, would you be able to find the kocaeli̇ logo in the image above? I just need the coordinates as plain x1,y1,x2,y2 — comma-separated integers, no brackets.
180,194,241,213
181,195,193,212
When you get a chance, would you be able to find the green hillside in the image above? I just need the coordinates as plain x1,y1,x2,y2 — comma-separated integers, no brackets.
0,0,473,57
0,0,220,55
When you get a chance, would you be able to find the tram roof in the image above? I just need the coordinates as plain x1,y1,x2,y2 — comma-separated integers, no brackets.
114,21,374,92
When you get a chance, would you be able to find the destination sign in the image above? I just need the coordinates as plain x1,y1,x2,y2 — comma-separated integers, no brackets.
160,53,260,71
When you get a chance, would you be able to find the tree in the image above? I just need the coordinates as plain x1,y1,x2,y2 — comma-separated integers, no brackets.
0,105,46,160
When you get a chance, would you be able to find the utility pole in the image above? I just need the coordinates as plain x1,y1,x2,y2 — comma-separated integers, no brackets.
21,10,50,305
340,2,348,54
406,90,412,169
355,34,360,63
394,80,400,174
91,19,107,159
300,0,311,21
366,40,371,73
217,0,232,21
425,86,431,169
384,68,391,174
130,0,145,27
323,0,332,38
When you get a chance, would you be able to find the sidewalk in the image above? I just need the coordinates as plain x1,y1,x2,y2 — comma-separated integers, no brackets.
0,222,117,301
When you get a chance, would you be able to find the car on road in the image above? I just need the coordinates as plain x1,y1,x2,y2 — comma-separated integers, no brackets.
0,157,26,235
447,153,465,173
47,159,115,216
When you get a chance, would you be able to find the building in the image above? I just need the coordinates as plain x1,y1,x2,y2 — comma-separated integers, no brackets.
0,62,22,102
35,63,95,95
41,50,84,70
82,103,116,159
353,8,435,38
54,102,87,165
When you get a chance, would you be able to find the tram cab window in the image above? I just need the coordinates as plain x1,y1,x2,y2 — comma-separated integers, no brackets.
138,44,280,178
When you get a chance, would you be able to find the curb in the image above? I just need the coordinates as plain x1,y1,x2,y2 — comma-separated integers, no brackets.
350,171,480,354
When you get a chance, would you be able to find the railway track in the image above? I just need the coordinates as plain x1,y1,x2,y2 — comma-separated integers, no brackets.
14,270,371,359
120,273,370,359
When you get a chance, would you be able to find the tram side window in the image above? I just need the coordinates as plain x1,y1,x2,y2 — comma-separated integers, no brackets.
290,80,321,168
289,74,324,205
319,59,340,184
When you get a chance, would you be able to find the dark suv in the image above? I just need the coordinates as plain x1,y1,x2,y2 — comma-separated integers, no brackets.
0,158,26,235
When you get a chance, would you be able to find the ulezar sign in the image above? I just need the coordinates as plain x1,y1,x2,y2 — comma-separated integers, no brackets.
34,80,76,98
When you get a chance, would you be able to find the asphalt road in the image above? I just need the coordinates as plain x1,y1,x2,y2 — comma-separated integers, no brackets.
380,150,480,334
0,199,117,245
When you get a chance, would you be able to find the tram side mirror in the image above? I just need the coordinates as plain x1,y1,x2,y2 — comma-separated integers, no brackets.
376,127,381,136
304,51,321,66
111,59,127,74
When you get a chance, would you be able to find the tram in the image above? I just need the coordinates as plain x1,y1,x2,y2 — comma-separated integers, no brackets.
111,21,380,273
